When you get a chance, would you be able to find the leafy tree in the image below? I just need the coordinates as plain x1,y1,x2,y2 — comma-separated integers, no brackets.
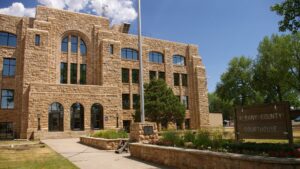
208,92,234,120
271,0,300,33
134,79,186,128
216,56,261,106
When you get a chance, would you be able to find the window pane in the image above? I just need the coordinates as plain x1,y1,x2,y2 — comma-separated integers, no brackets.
110,44,114,55
3,58,16,77
71,63,77,84
133,94,140,109
80,64,86,84
60,63,68,84
182,96,189,109
174,73,180,86
1,90,14,109
149,71,156,81
122,94,130,109
8,34,17,47
182,74,188,86
132,69,139,84
71,36,78,53
122,68,129,83
121,48,138,61
173,55,185,66
159,72,165,80
80,39,86,56
35,35,40,46
0,34,7,46
61,37,68,53
149,52,164,64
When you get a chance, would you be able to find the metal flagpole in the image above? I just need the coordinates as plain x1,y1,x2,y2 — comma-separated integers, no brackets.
138,0,145,123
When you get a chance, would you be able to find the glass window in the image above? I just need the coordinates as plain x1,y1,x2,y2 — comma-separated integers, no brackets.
174,73,180,86
121,48,138,60
0,32,17,47
122,68,129,83
149,71,156,81
110,44,114,55
149,52,164,64
1,89,14,109
122,94,130,110
80,39,87,56
35,35,40,46
3,58,16,77
173,55,185,66
71,63,77,84
61,36,68,53
185,119,190,129
60,62,67,84
80,64,86,84
91,104,104,130
0,122,13,139
132,69,139,84
71,36,78,53
182,74,188,87
182,96,189,110
158,72,165,81
71,103,84,131
133,94,140,109
48,102,64,132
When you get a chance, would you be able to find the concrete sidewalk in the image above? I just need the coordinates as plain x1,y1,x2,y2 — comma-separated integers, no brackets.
43,138,171,169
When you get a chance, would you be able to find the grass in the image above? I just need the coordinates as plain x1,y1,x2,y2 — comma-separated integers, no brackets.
0,142,78,169
92,130,128,139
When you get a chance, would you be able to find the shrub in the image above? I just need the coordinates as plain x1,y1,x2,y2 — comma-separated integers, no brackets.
183,131,195,143
193,130,212,149
161,131,184,147
92,130,128,139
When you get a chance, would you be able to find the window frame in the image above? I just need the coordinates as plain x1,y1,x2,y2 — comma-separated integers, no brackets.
121,48,139,61
61,36,68,53
35,34,40,46
132,69,139,84
182,74,188,87
80,64,87,84
60,62,68,84
71,63,77,84
174,73,180,86
122,68,130,83
149,51,164,64
173,55,186,66
149,71,157,81
2,58,16,77
122,94,130,110
0,32,17,47
1,89,14,110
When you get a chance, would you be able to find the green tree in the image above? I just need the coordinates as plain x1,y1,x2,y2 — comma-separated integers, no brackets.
134,79,186,128
208,92,234,120
271,0,300,33
216,56,261,106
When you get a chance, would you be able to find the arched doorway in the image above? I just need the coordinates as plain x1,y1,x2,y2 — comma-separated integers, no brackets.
91,104,104,130
49,102,64,131
71,103,84,131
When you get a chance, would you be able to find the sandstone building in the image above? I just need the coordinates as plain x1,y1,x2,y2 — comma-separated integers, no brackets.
0,6,209,139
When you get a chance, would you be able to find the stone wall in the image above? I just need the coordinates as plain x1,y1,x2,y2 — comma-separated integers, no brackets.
130,143,300,169
80,136,128,150
130,122,158,143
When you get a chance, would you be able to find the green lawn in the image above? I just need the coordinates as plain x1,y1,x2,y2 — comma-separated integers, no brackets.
0,142,78,169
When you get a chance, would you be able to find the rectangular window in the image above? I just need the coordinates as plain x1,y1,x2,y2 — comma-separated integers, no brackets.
1,89,14,109
71,36,78,53
3,58,16,77
133,94,140,109
61,37,68,53
174,73,180,86
185,119,190,129
122,94,130,110
158,72,165,81
35,35,40,46
71,63,77,84
132,69,139,84
60,62,67,84
149,71,156,81
182,74,188,87
122,68,129,83
182,96,189,110
110,44,114,54
80,64,86,84
0,122,13,139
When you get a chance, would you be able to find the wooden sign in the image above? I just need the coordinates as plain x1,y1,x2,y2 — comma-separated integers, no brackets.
235,102,293,144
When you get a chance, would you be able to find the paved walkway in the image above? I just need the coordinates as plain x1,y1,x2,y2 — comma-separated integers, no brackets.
42,138,171,169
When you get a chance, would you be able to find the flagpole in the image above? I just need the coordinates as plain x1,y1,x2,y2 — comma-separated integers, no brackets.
138,0,145,123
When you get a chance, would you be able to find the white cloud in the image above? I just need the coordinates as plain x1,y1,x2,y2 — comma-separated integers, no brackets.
0,0,137,25
0,2,35,17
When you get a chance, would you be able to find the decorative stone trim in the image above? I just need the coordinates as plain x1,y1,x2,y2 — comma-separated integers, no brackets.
130,143,300,169
80,136,128,150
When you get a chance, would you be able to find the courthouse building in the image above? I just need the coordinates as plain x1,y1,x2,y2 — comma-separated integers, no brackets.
0,6,209,139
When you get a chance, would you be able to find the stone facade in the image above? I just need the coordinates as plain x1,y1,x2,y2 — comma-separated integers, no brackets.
80,136,128,150
0,6,209,139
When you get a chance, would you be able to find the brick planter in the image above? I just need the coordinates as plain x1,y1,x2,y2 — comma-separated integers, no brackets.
130,143,300,169
80,136,128,150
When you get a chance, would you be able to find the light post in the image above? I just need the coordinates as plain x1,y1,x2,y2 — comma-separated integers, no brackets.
138,0,145,123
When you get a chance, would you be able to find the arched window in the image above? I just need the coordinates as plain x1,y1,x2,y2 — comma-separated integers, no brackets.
61,35,87,56
0,32,17,47
48,102,64,132
149,52,164,64
173,55,186,66
71,103,84,131
91,104,104,130
121,48,138,60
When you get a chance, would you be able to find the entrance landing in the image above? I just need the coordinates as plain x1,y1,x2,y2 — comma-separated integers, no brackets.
42,138,170,169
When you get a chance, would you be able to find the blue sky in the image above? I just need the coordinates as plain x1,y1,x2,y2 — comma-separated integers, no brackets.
0,0,283,92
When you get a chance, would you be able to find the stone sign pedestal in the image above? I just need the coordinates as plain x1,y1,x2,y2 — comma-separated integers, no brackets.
130,122,158,144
